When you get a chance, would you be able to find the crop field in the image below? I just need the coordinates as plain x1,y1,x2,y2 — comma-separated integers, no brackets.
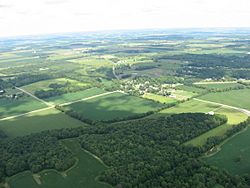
143,93,177,104
206,126,250,175
199,89,250,110
8,139,110,188
21,78,88,94
0,94,47,119
0,108,86,137
64,92,164,121
46,87,106,104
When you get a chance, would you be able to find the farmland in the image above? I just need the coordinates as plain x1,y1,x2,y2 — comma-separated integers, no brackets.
206,126,250,175
46,87,106,104
1,29,250,187
0,88,47,119
0,108,86,137
21,78,89,94
64,92,164,121
199,89,250,110
143,93,177,104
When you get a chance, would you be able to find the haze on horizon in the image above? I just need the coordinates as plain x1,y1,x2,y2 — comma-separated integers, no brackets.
0,0,250,38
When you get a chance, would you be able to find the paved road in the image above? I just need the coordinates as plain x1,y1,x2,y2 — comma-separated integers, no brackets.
194,98,250,116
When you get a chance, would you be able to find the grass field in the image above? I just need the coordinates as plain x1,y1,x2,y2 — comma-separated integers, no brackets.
197,83,244,90
156,99,219,115
0,108,86,138
46,87,106,104
21,78,88,94
176,85,207,94
0,96,47,119
168,89,198,101
206,126,250,175
65,92,164,121
185,108,248,146
8,139,111,188
143,93,177,104
199,89,250,110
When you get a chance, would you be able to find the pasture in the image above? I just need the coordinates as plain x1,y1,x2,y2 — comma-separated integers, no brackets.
64,92,164,121
0,108,86,138
8,139,111,188
199,89,250,110
206,126,250,175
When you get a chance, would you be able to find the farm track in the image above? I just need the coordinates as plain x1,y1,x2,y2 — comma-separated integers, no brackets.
0,106,54,121
0,90,125,121
60,90,125,106
194,98,250,116
15,87,53,107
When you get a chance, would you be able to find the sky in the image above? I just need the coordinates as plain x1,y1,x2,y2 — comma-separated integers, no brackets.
0,0,250,37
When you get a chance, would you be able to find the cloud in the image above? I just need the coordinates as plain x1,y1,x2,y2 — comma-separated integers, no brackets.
0,4,12,8
44,0,69,5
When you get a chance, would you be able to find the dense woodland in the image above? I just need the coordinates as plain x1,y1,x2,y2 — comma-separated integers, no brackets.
1,113,250,187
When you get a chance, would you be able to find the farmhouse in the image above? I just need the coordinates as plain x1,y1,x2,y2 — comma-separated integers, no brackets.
0,90,5,95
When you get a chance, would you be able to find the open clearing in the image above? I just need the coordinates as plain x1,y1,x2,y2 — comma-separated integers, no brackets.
0,108,86,138
8,139,111,188
64,92,164,121
199,89,250,110
206,126,250,175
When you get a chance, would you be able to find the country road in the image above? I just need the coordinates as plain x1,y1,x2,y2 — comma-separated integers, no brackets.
16,87,53,107
0,107,54,121
0,90,125,121
194,98,250,116
60,90,125,106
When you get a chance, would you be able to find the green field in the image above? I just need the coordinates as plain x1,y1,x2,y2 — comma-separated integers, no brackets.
170,89,197,100
157,99,219,115
0,108,86,137
21,78,88,94
199,89,250,110
143,93,177,104
0,96,47,119
196,83,244,90
176,85,207,94
65,92,164,121
46,87,106,104
151,99,248,146
8,139,111,188
206,126,250,175
185,108,248,146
